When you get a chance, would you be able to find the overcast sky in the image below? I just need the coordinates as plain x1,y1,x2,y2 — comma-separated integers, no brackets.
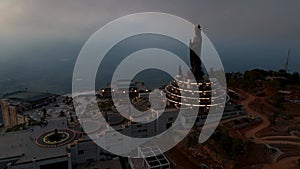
0,0,299,79
0,0,300,69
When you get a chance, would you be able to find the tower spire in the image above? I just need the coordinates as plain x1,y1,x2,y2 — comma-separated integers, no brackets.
189,24,204,81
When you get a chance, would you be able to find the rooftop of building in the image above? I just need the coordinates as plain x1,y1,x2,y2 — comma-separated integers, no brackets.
0,95,81,165
0,118,69,164
23,99,74,121
76,159,122,169
3,91,55,103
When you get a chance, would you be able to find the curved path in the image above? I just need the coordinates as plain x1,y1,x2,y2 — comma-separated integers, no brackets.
235,90,300,168
263,156,300,169
239,91,270,139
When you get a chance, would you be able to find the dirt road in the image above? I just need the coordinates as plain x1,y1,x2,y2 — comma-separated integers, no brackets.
237,91,300,168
